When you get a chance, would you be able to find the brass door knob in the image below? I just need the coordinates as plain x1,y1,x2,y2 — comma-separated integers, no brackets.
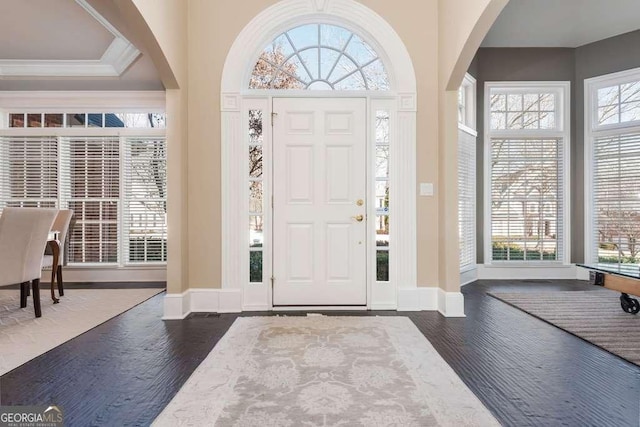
351,214,364,222
356,199,364,206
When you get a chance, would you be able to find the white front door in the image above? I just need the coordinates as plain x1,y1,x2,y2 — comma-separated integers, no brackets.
272,98,367,306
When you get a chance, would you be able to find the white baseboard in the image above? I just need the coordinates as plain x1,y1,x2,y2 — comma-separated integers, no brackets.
438,289,465,317
576,266,591,281
460,267,478,286
397,287,438,311
162,288,243,319
42,266,166,283
162,290,190,320
477,264,577,280
164,287,467,319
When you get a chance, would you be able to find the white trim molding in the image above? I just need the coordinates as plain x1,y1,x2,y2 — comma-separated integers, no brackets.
477,264,577,280
0,0,140,78
41,267,166,283
213,0,418,316
0,91,166,111
438,289,465,317
162,289,244,320
483,81,572,272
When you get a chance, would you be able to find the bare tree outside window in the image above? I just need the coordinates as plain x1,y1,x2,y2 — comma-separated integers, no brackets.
488,90,563,261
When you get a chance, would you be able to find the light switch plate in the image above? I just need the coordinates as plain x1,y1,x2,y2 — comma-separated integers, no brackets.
420,183,434,196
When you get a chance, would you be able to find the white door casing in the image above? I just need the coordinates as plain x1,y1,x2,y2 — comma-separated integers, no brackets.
273,98,367,305
198,0,419,317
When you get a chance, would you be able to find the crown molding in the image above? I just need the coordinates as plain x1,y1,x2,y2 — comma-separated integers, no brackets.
0,0,140,78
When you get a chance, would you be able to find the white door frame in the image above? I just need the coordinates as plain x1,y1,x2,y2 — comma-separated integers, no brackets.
219,0,418,312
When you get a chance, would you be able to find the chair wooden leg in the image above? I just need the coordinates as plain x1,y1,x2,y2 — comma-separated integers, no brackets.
57,266,64,297
20,282,28,308
32,279,42,318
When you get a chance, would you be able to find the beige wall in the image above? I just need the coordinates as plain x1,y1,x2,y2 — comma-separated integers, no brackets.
121,0,190,293
133,0,506,293
437,0,507,291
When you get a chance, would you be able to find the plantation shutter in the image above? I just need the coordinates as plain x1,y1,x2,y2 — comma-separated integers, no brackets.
592,132,640,264
123,137,167,264
458,130,476,270
0,136,58,211
490,138,563,261
60,136,120,264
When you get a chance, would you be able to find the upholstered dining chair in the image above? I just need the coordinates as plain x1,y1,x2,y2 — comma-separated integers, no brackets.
42,209,73,298
0,207,58,318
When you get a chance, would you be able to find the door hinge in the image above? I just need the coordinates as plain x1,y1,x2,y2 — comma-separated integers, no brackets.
270,276,275,289
271,112,278,126
271,195,274,208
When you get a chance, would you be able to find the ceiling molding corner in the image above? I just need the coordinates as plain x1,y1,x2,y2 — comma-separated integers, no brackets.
0,0,140,78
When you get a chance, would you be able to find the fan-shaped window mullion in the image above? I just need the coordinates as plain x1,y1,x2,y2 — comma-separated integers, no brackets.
249,24,388,90
285,33,315,82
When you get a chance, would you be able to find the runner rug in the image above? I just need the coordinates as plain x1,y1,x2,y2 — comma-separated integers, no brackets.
489,290,640,366
153,316,498,426
0,288,163,375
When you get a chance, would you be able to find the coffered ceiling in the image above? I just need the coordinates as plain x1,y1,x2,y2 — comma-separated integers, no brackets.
0,0,163,90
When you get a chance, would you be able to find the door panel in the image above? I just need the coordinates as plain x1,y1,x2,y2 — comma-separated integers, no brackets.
273,98,367,306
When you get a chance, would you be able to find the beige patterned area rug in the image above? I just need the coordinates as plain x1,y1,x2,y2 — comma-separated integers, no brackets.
153,316,498,426
0,288,163,375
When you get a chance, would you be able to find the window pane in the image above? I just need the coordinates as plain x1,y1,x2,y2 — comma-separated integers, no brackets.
593,132,640,265
9,114,25,127
376,111,389,144
27,114,42,128
44,114,63,127
375,181,389,214
250,181,263,214
123,138,167,264
250,215,263,247
249,146,263,178
66,113,86,127
376,146,389,179
250,24,388,91
598,85,619,107
490,138,561,262
87,113,103,127
376,215,389,247
249,110,263,144
376,250,389,281
250,250,263,282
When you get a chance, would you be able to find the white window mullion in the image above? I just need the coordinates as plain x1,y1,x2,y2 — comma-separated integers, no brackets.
485,82,570,265
119,135,126,267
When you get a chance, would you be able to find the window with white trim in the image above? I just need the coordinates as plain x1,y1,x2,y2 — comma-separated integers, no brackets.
458,74,476,271
587,69,640,266
249,23,389,90
485,83,569,263
375,110,390,281
248,109,264,282
0,112,167,266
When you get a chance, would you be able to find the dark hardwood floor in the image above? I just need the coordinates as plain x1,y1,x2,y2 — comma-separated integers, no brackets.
1,280,639,426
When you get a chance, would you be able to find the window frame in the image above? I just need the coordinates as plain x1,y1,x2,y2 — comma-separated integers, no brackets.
484,81,571,266
458,73,476,134
458,73,477,274
0,91,166,269
585,67,640,266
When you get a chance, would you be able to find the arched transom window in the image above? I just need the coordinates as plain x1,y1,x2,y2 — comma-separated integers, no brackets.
249,24,390,90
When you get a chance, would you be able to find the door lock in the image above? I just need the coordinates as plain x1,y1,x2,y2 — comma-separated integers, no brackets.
356,199,364,206
351,214,364,222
